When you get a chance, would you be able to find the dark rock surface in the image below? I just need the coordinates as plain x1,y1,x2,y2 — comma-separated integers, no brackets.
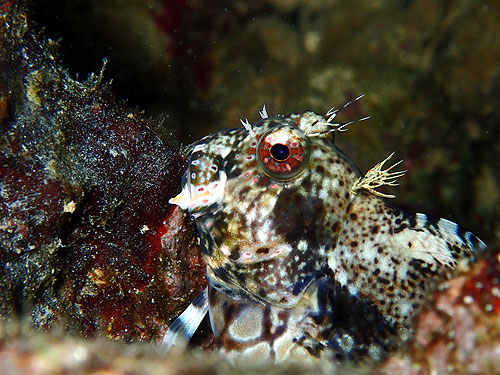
0,0,206,342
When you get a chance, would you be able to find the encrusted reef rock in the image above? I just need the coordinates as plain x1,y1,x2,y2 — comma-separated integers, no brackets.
0,1,206,342
376,244,500,375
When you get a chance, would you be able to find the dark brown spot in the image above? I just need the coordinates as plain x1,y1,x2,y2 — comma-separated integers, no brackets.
390,256,400,265
371,225,380,234
223,303,236,322
238,186,251,199
350,241,358,247
260,176,270,186
229,246,240,261
302,177,312,189
256,247,270,255
350,213,358,220
277,310,289,321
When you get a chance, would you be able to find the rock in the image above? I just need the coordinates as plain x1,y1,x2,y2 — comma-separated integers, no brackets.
0,1,206,343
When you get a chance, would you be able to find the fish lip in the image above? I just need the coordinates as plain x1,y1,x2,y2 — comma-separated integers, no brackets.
170,161,227,214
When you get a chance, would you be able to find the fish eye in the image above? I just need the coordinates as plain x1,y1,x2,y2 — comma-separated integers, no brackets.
257,127,310,181
270,144,290,161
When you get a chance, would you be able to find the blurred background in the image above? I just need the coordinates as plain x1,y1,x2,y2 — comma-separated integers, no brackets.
30,0,500,243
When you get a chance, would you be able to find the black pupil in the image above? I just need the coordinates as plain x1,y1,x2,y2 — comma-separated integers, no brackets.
270,144,290,161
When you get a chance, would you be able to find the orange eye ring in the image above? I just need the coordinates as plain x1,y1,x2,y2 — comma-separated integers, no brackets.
257,127,310,181
269,143,290,161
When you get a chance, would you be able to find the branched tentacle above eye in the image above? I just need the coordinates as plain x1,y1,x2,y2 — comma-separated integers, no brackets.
240,117,256,138
350,152,407,198
259,104,269,119
305,95,370,137
324,94,365,122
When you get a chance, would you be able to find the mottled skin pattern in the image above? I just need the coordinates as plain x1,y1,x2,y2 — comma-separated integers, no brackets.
168,109,485,362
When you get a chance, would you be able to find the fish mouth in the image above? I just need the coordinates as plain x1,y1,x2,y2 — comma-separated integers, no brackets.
169,167,227,214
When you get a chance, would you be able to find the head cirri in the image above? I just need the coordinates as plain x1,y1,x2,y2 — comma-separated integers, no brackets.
170,107,360,214
169,102,365,308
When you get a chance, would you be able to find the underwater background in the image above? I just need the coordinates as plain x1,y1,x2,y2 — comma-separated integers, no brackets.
1,1,499,374
31,0,499,239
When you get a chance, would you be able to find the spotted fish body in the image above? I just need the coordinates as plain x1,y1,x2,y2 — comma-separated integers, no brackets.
166,104,485,362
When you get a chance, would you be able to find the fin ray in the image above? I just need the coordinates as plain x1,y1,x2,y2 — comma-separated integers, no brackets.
161,287,209,352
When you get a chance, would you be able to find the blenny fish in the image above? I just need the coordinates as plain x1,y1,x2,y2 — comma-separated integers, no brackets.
164,98,485,362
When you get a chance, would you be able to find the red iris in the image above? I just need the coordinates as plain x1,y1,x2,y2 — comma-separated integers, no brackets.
257,128,308,180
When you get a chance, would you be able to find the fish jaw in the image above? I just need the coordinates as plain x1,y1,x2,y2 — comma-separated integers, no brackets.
169,169,227,213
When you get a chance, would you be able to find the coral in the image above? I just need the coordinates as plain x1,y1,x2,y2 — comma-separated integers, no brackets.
0,1,206,342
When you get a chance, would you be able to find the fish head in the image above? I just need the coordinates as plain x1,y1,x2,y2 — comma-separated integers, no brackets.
170,111,360,307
